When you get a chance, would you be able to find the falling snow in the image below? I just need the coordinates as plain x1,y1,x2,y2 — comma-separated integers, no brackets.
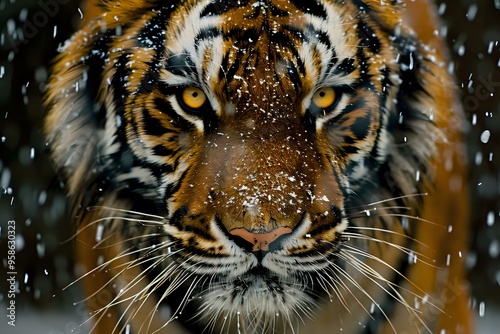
487,211,495,227
0,0,499,333
480,130,491,143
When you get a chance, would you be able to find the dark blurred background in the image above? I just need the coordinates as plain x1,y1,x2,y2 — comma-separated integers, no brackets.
0,0,499,333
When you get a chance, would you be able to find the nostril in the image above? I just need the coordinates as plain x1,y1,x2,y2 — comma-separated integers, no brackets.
267,233,290,252
230,234,255,252
230,227,292,252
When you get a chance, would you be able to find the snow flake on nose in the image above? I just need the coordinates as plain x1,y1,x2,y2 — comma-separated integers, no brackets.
242,195,261,217
233,171,308,214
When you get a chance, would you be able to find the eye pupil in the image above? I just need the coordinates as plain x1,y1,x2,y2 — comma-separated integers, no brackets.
319,91,326,97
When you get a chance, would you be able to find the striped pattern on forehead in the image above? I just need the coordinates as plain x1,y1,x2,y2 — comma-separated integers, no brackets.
160,0,359,101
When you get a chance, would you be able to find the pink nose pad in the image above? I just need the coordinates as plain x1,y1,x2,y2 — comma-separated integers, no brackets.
230,227,293,252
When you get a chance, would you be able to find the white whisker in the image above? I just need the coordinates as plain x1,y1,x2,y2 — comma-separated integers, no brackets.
89,206,167,220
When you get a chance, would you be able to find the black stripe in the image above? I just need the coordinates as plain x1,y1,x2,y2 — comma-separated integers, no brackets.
138,66,161,94
144,159,179,182
200,0,249,17
270,3,290,17
350,113,371,140
308,217,342,237
183,224,217,242
286,60,302,94
195,27,221,49
170,205,189,227
220,26,263,78
342,145,359,155
306,24,332,49
143,108,167,136
388,36,431,134
165,53,197,77
289,0,327,18
163,164,190,198
137,11,168,51
203,115,219,133
357,20,381,54
333,58,356,76
135,12,171,94
342,135,356,145
81,29,116,129
152,144,175,156
351,0,373,14
356,47,372,81
326,97,365,126
159,163,175,174
154,97,195,131
272,30,307,76
395,36,425,95
303,109,316,131
245,49,261,74
286,24,337,77
112,53,133,147
379,65,393,95
369,66,390,161
369,111,384,160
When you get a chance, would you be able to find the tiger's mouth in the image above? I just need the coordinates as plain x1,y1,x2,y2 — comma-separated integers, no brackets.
163,209,347,325
182,214,344,330
206,212,346,277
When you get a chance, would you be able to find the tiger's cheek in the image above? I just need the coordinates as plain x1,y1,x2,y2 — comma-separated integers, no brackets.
323,103,381,163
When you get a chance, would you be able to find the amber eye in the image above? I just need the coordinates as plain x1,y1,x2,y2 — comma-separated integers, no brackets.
181,87,207,110
312,87,337,110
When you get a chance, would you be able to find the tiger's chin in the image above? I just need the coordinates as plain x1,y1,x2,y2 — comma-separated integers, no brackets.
167,214,344,332
194,269,316,332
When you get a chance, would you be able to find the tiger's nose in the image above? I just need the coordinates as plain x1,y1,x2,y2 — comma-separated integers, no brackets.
230,226,293,252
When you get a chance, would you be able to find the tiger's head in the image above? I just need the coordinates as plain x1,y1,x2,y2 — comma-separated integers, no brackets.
45,0,463,333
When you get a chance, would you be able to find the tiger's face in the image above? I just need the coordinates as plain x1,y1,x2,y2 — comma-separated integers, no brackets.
149,0,397,317
45,0,465,333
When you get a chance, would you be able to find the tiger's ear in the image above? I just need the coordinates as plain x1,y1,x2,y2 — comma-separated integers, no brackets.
359,0,404,30
401,0,450,52
364,0,449,51
44,19,108,196
99,0,159,18
374,0,465,193
396,0,465,136
78,0,161,26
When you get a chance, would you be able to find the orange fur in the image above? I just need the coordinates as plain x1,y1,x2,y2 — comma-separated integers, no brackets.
45,1,471,333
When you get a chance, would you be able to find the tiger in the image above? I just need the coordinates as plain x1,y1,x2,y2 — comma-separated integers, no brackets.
44,0,472,333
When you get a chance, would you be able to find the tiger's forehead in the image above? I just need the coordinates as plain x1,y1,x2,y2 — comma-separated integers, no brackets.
162,0,358,98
